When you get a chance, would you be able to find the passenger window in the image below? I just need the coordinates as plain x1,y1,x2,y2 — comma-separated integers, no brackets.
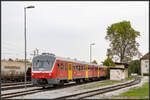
81,66,83,70
57,63,60,68
73,64,76,70
65,64,68,70
69,65,71,70
61,63,64,70
76,65,79,71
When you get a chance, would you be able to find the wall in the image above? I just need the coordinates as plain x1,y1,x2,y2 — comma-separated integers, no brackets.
110,69,124,80
141,59,149,75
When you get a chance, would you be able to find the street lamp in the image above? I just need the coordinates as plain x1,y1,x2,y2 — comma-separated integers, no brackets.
24,5,35,89
90,43,95,63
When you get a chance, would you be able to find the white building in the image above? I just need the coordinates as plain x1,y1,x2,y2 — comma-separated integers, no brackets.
110,63,128,80
141,53,149,76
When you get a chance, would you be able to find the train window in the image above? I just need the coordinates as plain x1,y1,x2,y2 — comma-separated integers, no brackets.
69,65,71,70
89,66,91,71
61,63,64,70
76,65,79,71
57,63,60,68
82,65,84,70
76,65,77,70
65,64,68,70
61,66,64,70
80,66,82,71
73,64,76,70
47,60,50,64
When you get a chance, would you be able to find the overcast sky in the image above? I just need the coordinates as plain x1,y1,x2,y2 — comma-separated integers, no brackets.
2,1,149,64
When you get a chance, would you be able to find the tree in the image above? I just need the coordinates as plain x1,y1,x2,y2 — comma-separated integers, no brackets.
8,58,13,61
102,56,115,67
105,20,141,63
92,60,98,64
128,60,141,75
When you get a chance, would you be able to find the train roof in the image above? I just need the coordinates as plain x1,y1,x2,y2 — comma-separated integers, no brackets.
34,53,107,68
56,56,107,68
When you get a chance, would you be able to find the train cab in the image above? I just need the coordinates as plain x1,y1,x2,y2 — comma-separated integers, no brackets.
31,53,57,87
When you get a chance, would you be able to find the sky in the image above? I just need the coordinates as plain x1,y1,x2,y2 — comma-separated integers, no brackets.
2,1,149,64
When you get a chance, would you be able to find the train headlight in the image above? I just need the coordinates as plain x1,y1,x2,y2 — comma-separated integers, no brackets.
49,73,51,76
32,73,34,76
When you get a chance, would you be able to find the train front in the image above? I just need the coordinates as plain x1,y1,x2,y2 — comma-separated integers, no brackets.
31,53,56,88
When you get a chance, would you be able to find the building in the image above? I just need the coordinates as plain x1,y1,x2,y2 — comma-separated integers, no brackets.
110,62,128,80
140,53,149,76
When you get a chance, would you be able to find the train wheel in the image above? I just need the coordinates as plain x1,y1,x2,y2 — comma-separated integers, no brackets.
59,81,64,86
53,84,59,88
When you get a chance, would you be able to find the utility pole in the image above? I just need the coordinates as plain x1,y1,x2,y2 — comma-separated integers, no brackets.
90,43,95,63
36,48,39,55
24,5,35,89
30,49,36,57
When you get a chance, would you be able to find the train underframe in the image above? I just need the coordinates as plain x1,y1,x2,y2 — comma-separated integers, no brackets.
32,76,108,88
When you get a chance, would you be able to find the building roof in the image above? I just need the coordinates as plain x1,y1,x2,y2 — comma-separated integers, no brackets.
109,66,126,70
114,62,128,68
115,62,128,66
141,52,149,60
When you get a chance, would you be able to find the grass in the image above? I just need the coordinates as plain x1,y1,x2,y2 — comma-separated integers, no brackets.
112,82,149,99
77,80,121,90
79,76,140,90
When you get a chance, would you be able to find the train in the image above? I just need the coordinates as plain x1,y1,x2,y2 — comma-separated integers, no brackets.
32,53,109,88
1,60,31,82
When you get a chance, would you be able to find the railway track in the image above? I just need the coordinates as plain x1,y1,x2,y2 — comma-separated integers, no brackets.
1,88,44,98
1,83,34,91
54,78,141,99
1,79,108,99
1,81,31,87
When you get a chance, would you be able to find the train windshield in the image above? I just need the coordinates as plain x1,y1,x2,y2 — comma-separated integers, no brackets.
32,55,56,72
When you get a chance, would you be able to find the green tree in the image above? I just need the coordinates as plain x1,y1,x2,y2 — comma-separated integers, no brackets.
128,60,141,75
102,56,115,67
92,60,98,64
105,20,141,63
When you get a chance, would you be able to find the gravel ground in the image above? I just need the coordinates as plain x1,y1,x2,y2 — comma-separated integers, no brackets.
10,79,134,99
1,86,42,95
10,80,110,99
85,76,149,99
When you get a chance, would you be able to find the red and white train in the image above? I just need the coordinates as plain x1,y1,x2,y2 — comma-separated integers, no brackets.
31,53,108,88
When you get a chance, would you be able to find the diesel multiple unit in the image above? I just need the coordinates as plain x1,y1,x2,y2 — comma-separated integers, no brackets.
32,53,108,88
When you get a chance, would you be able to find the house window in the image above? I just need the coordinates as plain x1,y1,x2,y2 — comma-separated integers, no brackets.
145,65,148,68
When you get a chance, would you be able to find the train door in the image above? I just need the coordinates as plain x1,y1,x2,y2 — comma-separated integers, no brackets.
98,67,100,77
68,63,72,80
85,65,88,78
